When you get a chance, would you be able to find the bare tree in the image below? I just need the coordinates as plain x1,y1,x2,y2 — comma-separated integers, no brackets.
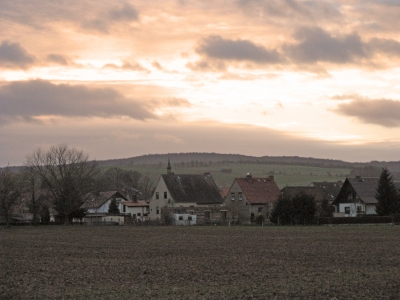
0,167,23,227
25,144,99,224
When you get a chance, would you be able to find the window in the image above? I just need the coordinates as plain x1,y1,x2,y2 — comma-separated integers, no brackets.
137,213,141,217
258,207,263,213
188,216,192,221
123,205,126,213
164,192,167,199
357,206,362,213
156,206,160,215
204,210,211,220
345,207,350,214
238,192,243,201
231,192,235,201
179,216,183,220
156,192,159,200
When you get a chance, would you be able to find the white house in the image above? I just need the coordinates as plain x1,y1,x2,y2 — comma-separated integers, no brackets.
120,199,150,222
332,177,400,217
81,191,128,214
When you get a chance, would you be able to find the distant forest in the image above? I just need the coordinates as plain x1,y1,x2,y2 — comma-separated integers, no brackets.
97,152,400,179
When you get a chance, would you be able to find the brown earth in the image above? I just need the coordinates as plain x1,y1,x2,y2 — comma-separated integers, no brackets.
1,225,399,299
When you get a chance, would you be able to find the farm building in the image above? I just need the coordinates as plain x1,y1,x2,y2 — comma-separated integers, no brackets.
224,173,280,222
148,159,224,222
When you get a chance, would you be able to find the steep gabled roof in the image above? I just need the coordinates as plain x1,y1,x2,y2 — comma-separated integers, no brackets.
162,173,223,204
334,177,400,205
346,178,379,204
81,191,128,209
235,177,280,204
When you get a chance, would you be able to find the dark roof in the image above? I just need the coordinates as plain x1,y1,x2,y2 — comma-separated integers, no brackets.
81,191,128,209
310,181,343,202
334,177,400,205
281,186,317,198
235,177,280,204
162,173,223,204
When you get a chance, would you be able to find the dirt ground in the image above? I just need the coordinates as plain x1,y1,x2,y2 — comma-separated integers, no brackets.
1,225,399,299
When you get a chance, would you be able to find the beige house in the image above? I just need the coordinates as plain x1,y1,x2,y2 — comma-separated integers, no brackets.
224,173,280,222
149,160,223,221
120,197,149,222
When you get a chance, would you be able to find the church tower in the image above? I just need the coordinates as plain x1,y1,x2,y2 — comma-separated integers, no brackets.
167,157,172,175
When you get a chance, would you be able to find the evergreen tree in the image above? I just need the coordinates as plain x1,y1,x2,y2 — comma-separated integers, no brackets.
108,198,120,214
270,194,293,225
291,192,317,225
375,168,399,216
320,198,334,217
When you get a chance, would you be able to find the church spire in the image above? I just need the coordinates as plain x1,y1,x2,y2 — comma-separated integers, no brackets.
167,157,172,174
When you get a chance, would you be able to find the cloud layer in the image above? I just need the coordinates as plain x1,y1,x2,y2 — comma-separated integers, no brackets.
0,80,190,123
333,95,400,127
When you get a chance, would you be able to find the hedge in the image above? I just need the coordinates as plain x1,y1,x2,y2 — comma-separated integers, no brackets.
318,214,400,225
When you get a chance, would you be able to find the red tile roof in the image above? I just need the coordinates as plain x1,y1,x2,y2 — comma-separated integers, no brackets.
235,177,280,204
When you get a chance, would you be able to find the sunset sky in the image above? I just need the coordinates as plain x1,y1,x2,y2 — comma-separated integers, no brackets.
1,0,400,166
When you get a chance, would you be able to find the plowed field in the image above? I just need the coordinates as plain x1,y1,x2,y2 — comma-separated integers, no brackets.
1,225,399,299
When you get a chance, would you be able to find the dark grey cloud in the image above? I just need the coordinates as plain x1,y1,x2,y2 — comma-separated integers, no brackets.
46,54,70,65
196,35,282,63
332,94,400,127
80,2,139,33
0,1,139,34
108,2,139,21
0,40,35,69
238,0,341,21
285,27,367,63
368,38,400,57
0,80,156,123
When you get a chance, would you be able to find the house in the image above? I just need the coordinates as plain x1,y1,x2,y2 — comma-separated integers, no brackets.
148,160,223,221
81,191,128,214
309,181,343,206
332,177,399,217
119,194,150,222
224,173,280,222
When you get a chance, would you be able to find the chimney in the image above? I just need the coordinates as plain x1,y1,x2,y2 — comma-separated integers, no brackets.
246,173,253,182
269,175,274,182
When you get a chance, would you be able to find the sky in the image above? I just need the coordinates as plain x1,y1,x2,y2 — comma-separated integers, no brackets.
1,0,400,166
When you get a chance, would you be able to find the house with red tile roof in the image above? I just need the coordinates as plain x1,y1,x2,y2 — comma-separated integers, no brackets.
224,173,280,223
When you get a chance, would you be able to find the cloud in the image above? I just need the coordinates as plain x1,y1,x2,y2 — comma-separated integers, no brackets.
368,38,400,57
108,2,139,21
196,35,282,64
332,94,400,127
46,54,71,66
0,79,156,123
284,27,367,64
0,40,35,69
238,0,342,22
80,2,139,33
103,60,149,72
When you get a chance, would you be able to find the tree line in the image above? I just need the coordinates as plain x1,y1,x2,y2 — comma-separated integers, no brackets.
0,144,155,226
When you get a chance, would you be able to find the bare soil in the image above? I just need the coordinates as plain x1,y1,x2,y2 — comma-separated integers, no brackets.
1,225,399,299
